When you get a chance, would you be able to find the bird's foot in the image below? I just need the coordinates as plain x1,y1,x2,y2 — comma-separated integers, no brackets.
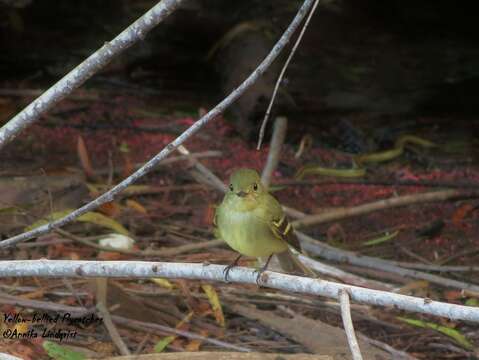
223,254,242,283
253,254,274,287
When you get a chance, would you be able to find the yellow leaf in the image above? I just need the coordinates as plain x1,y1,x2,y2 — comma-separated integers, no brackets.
126,199,148,214
151,278,174,290
201,284,225,327
25,209,129,235
78,212,129,235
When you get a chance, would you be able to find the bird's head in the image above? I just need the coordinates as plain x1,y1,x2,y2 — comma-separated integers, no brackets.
227,168,265,208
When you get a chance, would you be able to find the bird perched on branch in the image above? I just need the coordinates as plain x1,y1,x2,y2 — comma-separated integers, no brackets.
214,168,315,283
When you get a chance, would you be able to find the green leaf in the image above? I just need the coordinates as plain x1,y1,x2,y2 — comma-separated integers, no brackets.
154,336,176,352
397,317,473,350
465,298,479,307
43,341,86,360
25,209,129,235
362,230,399,247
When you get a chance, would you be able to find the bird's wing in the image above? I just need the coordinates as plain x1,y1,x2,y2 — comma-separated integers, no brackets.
212,204,222,239
263,194,302,251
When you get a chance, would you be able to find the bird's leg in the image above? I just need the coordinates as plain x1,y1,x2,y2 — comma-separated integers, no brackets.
223,254,242,282
254,254,274,286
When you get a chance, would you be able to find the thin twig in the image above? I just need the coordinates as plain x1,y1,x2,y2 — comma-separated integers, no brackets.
1,260,479,322
0,0,186,149
257,0,321,149
298,232,479,293
298,254,394,291
357,334,419,360
177,145,227,192
261,116,288,188
339,289,363,360
59,228,223,257
111,315,251,352
0,0,316,249
292,189,479,228
394,263,479,273
97,302,131,356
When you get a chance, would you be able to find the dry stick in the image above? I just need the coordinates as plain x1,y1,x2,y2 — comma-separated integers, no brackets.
0,292,94,316
392,263,479,273
339,289,363,360
357,334,418,360
292,189,479,228
298,232,479,293
94,151,223,177
298,254,394,291
0,0,316,249
261,116,288,188
0,0,186,149
1,260,479,322
111,315,251,352
58,228,224,257
257,0,321,149
177,145,228,192
0,294,248,353
97,302,131,356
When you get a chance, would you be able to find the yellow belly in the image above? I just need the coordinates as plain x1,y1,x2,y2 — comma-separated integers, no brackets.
217,209,287,257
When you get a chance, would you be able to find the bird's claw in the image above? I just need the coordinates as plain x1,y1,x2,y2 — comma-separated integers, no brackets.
223,264,235,283
253,269,263,286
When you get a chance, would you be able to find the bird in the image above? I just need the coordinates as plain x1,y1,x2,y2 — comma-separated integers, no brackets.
214,168,314,283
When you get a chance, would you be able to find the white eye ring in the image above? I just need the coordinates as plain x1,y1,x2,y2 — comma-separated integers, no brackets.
253,183,258,191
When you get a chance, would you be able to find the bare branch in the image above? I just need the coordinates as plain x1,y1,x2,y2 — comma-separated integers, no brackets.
339,289,363,360
0,0,186,150
0,0,317,249
1,260,478,322
292,189,479,228
97,302,131,356
261,116,288,188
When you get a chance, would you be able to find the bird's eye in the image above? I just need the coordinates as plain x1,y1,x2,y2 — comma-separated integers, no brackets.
229,184,234,192
253,183,258,191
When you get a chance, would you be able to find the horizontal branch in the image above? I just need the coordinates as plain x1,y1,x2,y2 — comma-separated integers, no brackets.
292,189,479,228
0,0,316,249
1,260,478,323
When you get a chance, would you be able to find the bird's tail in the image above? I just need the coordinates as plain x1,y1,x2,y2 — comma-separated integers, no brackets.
276,248,317,278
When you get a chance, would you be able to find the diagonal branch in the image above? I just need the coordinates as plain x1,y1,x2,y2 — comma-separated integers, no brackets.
0,0,185,150
0,0,317,249
1,260,478,323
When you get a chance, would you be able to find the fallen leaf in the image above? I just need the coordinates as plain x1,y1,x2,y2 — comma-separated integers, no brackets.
26,209,129,235
201,284,225,327
42,340,86,360
398,317,473,350
151,278,175,290
125,199,148,214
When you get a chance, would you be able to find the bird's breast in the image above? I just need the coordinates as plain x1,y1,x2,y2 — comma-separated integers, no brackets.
217,206,287,257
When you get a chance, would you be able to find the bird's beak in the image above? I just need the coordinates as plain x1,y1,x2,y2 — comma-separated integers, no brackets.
236,191,247,197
